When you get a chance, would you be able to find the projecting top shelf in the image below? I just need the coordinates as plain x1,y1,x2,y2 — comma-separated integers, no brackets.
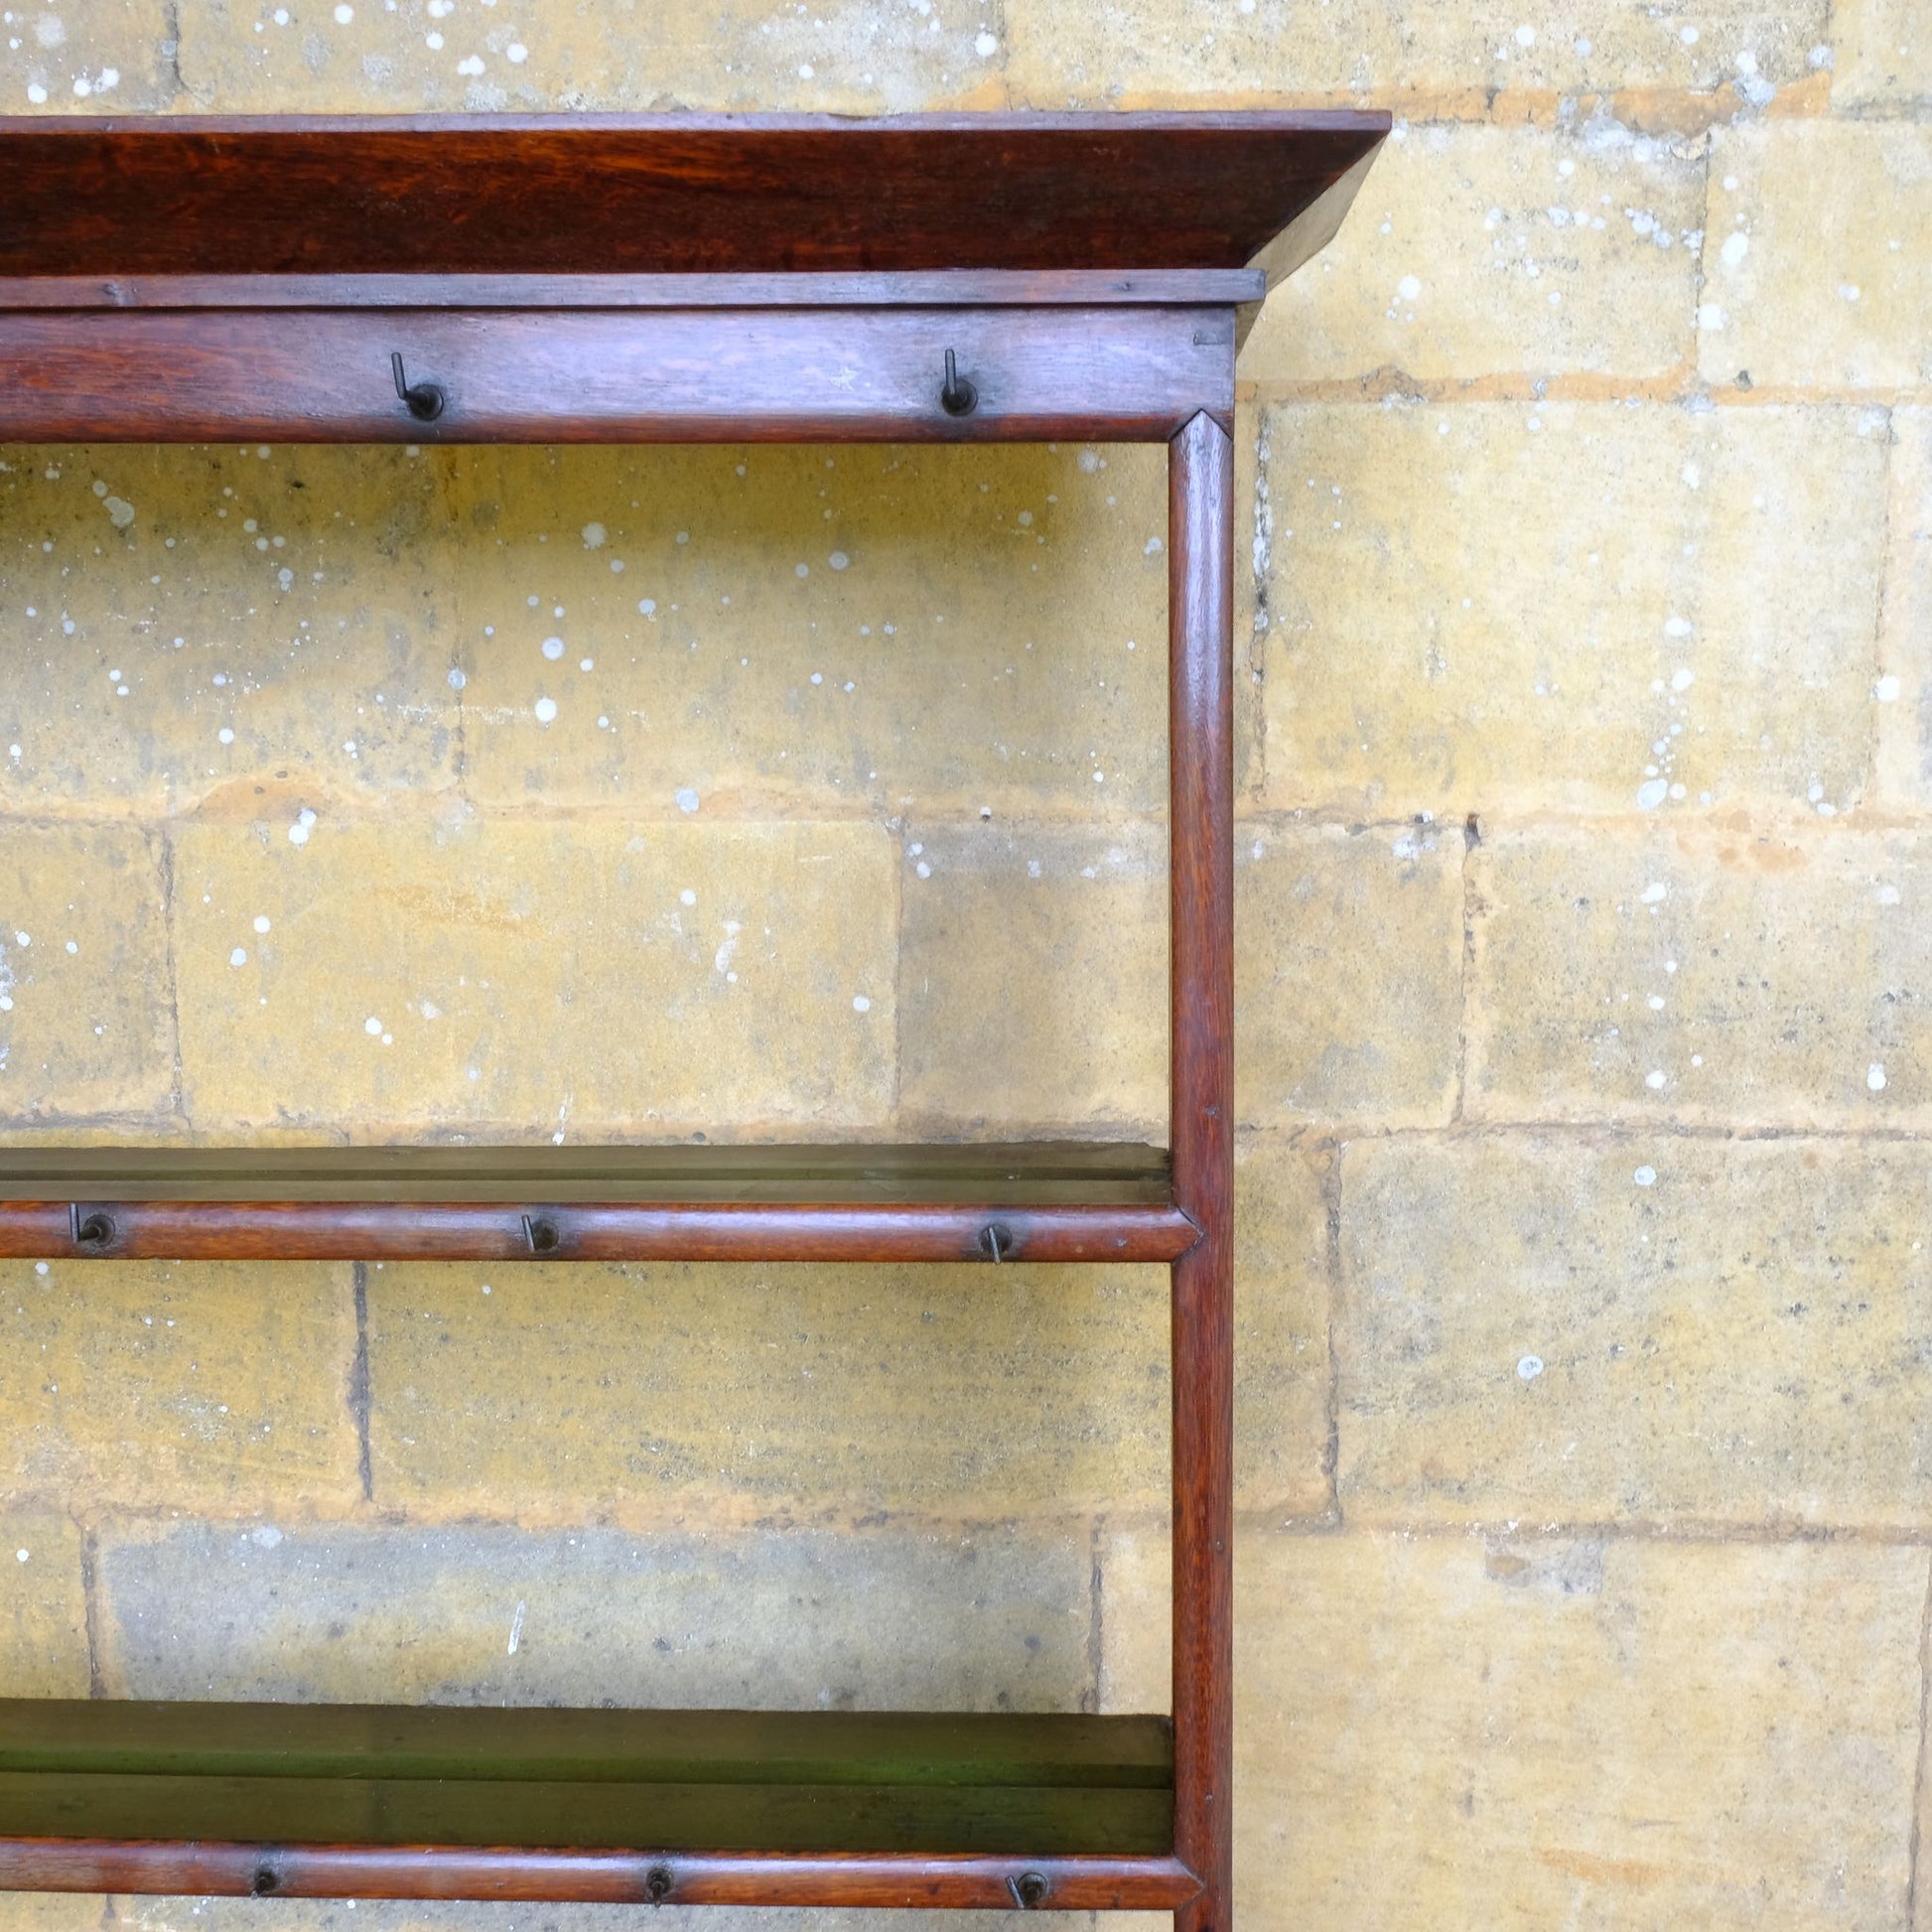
0,111,1387,443
0,111,1387,284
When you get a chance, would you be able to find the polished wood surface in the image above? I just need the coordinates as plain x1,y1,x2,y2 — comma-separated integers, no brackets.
0,1841,1203,1909
0,1142,1197,1262
0,113,1387,280
1167,412,1237,1932
0,303,1232,444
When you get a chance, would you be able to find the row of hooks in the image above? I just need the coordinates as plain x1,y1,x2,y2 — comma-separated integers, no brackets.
387,348,981,423
58,1205,1017,1260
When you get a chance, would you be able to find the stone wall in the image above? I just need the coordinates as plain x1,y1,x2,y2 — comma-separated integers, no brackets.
1,2,1928,1927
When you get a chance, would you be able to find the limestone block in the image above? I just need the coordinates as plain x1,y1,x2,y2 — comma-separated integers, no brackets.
1258,401,1886,819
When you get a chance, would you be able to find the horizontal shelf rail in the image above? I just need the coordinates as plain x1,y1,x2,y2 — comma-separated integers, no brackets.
0,1843,1204,1910
0,303,1233,444
0,1142,1199,1263
0,1703,1195,1908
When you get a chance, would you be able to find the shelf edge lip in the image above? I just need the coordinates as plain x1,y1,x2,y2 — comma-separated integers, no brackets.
0,1201,1200,1264
0,269,1268,312
0,1840,1202,1908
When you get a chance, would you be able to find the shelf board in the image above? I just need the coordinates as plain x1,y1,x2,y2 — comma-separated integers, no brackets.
0,1142,1198,1263
0,1703,1192,1908
0,112,1386,283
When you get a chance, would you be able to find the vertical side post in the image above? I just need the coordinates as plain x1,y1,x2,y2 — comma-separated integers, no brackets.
1168,408,1234,1932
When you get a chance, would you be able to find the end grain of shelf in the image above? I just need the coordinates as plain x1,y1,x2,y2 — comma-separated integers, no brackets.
0,110,1389,1929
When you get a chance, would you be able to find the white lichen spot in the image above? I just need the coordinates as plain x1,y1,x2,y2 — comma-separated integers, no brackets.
581,521,606,549
288,806,318,846
541,636,565,660
364,1017,383,1036
1875,674,1900,702
447,665,467,690
1516,1354,1544,1380
505,40,527,60
1639,881,1669,904
533,696,558,724
1697,303,1726,331
1868,1062,1887,1092
852,994,872,1013
1720,230,1749,269
1645,1069,1667,1089
253,914,271,933
828,550,850,571
1633,1166,1657,1186
229,946,247,968
675,785,700,813
1636,778,1669,810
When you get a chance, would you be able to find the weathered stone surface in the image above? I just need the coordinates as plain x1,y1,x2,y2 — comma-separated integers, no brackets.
365,1135,1330,1526
1241,123,1701,385
1006,0,1828,102
1231,1134,1332,1515
0,1259,359,1512
1701,123,1932,389
1833,0,1932,103
1101,1527,1924,1930
1,0,177,109
369,1256,1171,1523
1337,1132,1932,1527
1876,407,1932,808
98,1518,1093,1710
0,1896,101,1932
120,1898,1014,1932
448,444,1169,820
1257,401,1887,818
175,0,1007,112
171,814,897,1135
1467,825,1932,1126
0,446,459,816
897,818,1167,1136
1235,819,1462,1130
0,818,175,1124
0,1510,88,1695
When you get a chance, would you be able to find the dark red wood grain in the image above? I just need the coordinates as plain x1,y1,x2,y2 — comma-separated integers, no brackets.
0,1199,1199,1263
1167,412,1237,1932
0,1841,1203,1908
0,304,1232,443
0,113,1387,279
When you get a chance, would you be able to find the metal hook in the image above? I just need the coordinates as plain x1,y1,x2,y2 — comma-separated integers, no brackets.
390,350,446,423
1009,1872,1048,1909
69,1203,113,1249
939,346,978,418
979,1222,1012,1263
522,1213,560,1255
644,1864,674,1904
